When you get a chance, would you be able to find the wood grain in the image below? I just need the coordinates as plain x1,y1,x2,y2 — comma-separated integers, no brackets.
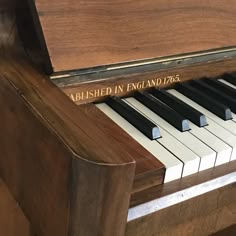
130,160,236,207
30,0,236,72
0,73,72,236
0,57,135,236
0,2,236,235
0,0,49,71
126,161,236,236
80,103,165,193
126,185,236,236
0,179,31,236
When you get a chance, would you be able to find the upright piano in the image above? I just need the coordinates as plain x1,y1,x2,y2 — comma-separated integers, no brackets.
0,0,236,235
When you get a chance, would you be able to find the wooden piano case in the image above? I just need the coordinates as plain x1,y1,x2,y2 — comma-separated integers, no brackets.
0,0,236,235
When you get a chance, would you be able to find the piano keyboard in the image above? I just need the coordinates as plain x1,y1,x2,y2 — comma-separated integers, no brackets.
95,75,236,188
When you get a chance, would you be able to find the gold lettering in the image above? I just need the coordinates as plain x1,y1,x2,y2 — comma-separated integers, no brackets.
69,94,76,102
131,83,137,90
136,81,144,89
156,78,162,86
100,88,107,96
174,74,180,82
166,76,174,85
106,87,112,95
127,83,133,92
75,92,83,101
93,89,100,98
147,79,157,88
88,90,94,99
68,74,181,103
115,85,124,94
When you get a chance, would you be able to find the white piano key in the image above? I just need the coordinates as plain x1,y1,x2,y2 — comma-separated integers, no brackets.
218,79,236,90
218,80,236,123
124,99,199,176
96,103,183,183
126,99,200,177
189,123,232,166
125,97,215,172
174,86,236,135
169,89,236,162
157,130,199,177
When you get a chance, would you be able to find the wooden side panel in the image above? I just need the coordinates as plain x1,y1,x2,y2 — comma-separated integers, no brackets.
31,0,236,72
69,159,135,236
0,58,136,236
0,179,31,236
0,76,72,236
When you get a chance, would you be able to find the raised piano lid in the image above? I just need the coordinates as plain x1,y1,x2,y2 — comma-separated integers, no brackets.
27,0,236,73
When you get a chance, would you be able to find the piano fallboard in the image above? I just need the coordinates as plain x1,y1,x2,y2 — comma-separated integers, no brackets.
27,0,236,72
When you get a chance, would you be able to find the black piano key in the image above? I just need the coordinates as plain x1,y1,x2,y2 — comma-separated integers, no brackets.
175,83,232,121
150,88,207,127
189,79,236,113
204,78,236,98
134,91,190,132
106,96,161,140
222,73,236,86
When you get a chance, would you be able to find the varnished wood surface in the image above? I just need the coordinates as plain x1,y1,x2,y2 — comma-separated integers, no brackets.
31,0,236,72
0,0,48,71
130,160,236,208
80,103,165,193
127,162,236,236
0,57,135,236
126,183,236,236
0,71,72,236
0,179,31,236
0,2,236,235
0,58,135,165
59,58,236,104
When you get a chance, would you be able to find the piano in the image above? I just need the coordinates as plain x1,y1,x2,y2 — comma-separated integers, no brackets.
0,0,236,235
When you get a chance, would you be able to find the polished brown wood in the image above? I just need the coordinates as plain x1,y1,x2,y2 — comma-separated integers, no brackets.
1,1,236,235
59,58,236,104
0,0,49,71
0,179,31,236
80,103,165,193
130,160,236,207
127,184,236,236
126,161,236,236
0,57,135,236
30,0,236,72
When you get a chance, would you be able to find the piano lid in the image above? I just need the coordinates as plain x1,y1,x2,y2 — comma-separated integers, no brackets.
28,0,236,73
